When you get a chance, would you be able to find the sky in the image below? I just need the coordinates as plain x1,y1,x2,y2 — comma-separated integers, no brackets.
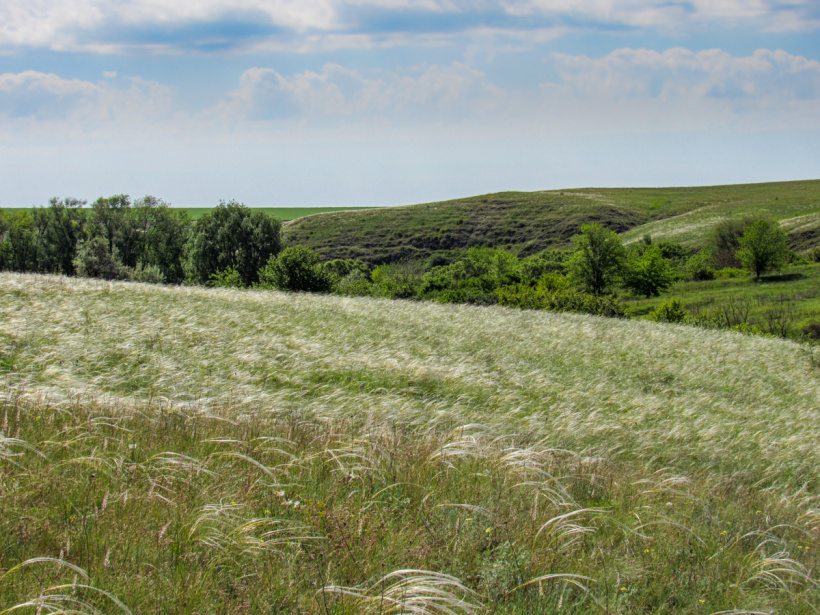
1,1,819,208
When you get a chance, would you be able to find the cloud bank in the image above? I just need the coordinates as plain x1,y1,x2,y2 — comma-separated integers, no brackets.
1,0,818,53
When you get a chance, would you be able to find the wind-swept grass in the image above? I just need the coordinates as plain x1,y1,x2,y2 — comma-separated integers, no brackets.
1,273,819,613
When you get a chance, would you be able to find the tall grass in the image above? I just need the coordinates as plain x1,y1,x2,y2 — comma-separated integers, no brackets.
1,273,819,613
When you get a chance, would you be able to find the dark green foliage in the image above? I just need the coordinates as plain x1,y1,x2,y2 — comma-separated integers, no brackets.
33,198,88,275
516,249,570,281
73,236,127,280
371,261,425,299
128,196,191,284
321,258,370,282
737,218,790,280
417,247,520,304
653,240,692,264
568,223,627,295
624,244,674,297
0,210,37,272
185,201,282,287
257,245,333,292
650,298,686,323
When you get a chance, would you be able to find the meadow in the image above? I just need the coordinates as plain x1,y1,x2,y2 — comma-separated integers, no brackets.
2,273,820,614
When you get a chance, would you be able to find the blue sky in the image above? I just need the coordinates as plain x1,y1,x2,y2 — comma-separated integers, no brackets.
1,0,819,207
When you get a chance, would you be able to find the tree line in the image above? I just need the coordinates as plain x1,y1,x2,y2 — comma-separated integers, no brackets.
0,197,280,286
0,196,804,321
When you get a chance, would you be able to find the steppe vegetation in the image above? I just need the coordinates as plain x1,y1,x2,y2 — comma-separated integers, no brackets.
2,274,820,613
2,180,820,612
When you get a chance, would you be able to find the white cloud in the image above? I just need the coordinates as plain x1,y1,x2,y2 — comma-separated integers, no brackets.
212,62,502,121
551,47,820,101
0,70,174,123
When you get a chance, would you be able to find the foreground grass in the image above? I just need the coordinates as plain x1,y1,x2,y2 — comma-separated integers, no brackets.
2,274,820,613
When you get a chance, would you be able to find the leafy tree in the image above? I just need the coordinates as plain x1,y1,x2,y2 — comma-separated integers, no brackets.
258,245,333,292
73,236,127,280
35,198,88,275
568,223,626,295
0,210,37,272
710,217,752,268
737,218,789,280
623,244,674,297
88,194,132,263
129,196,191,284
185,201,282,287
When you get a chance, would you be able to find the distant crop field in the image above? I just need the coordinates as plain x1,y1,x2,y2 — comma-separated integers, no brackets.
181,206,376,220
0,206,376,221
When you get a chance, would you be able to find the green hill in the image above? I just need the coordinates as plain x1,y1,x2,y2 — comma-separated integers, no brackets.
282,179,820,264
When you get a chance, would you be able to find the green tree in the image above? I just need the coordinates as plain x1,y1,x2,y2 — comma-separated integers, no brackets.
737,218,789,280
257,245,333,292
30,198,88,275
568,223,626,295
185,201,282,287
623,244,674,297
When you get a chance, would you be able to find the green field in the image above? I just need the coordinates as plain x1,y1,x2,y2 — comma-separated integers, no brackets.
182,206,375,221
282,180,820,264
2,274,820,613
0,206,375,221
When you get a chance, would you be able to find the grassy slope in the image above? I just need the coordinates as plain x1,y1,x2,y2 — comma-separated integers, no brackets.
281,180,820,264
624,262,820,332
2,274,820,613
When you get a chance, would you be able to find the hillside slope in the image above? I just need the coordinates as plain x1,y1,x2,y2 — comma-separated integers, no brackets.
283,179,820,264
3,274,820,613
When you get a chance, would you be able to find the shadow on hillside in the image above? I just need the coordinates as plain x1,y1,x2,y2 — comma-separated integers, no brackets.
759,272,807,283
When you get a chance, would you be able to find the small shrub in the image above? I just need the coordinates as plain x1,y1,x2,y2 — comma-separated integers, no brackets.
808,246,820,263
684,249,715,281
804,322,820,341
129,262,165,284
335,269,373,296
650,298,686,323
258,245,334,293
714,267,748,279
209,266,244,288
498,284,627,317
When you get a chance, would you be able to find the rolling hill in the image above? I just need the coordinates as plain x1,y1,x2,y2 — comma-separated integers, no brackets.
282,179,820,264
